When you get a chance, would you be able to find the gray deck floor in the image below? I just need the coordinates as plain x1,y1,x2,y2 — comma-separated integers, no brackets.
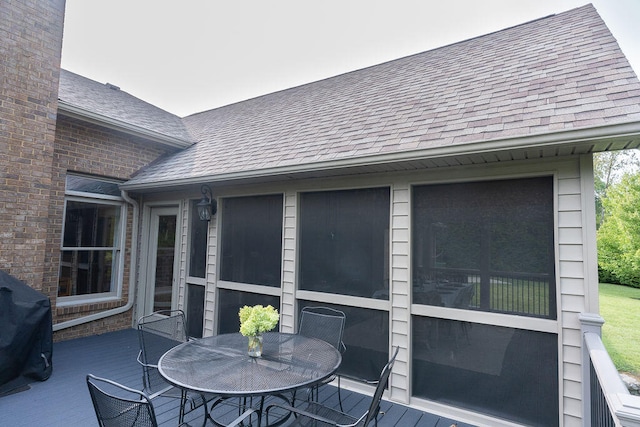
0,329,473,427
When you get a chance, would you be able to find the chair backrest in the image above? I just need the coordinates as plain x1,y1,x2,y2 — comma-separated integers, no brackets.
86,374,158,427
298,306,346,351
137,310,188,393
453,284,475,309
362,346,400,426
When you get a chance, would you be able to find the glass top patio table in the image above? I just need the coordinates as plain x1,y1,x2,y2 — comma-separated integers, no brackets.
158,332,341,397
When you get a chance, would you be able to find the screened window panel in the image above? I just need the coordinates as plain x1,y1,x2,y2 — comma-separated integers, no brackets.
412,177,556,319
412,316,559,426
217,289,280,335
187,284,205,338
298,300,389,381
189,200,208,278
220,195,283,287
299,188,390,299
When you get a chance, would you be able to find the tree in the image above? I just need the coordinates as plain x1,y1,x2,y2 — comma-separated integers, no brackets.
597,172,640,288
593,150,640,228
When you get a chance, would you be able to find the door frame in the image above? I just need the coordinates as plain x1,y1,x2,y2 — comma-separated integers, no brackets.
136,202,183,321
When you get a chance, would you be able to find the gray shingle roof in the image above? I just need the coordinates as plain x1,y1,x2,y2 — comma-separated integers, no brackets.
58,69,195,147
123,5,640,189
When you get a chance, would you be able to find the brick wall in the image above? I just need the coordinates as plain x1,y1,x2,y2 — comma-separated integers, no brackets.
51,117,176,341
0,1,65,285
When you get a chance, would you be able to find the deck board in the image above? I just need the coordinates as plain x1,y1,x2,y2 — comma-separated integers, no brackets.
0,328,473,427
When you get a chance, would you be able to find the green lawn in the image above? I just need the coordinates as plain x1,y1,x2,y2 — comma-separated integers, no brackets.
600,283,640,376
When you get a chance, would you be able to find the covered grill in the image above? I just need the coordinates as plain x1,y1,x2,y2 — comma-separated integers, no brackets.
0,270,53,395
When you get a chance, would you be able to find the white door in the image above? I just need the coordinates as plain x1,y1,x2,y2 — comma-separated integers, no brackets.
143,206,179,315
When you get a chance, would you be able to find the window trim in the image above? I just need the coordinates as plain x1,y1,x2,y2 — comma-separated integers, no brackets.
57,193,127,306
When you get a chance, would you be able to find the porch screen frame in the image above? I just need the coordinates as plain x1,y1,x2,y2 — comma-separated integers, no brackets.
216,193,285,334
409,174,561,426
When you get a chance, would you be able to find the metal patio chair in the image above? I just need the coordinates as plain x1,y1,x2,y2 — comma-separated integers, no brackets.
298,306,347,352
266,346,399,427
296,306,346,403
136,310,211,423
87,374,158,427
87,374,256,427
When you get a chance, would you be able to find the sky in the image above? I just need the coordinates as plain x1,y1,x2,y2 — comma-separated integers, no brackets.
61,0,640,118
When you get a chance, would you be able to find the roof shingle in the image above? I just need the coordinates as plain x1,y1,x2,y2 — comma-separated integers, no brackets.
58,69,195,145
123,5,640,188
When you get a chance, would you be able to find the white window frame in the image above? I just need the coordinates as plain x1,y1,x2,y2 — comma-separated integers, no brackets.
57,180,126,307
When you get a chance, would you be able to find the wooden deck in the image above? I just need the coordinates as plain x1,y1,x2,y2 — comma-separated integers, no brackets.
0,329,473,427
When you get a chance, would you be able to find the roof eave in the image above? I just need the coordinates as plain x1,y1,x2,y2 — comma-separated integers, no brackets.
57,100,193,149
121,121,640,191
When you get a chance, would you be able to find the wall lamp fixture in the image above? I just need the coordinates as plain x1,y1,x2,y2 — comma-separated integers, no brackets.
197,184,217,221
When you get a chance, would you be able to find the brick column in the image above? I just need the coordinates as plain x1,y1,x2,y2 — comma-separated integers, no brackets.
0,0,66,289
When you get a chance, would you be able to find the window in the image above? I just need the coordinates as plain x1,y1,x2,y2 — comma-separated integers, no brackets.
220,194,283,287
58,175,125,300
299,187,390,299
412,177,556,319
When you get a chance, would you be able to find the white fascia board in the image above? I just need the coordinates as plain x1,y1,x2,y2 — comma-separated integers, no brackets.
57,101,193,149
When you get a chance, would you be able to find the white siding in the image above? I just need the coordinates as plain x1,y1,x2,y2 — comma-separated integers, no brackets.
557,154,598,426
203,213,218,336
176,200,189,311
281,192,297,333
390,183,410,404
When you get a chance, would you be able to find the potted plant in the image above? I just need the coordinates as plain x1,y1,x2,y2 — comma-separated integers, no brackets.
238,305,279,357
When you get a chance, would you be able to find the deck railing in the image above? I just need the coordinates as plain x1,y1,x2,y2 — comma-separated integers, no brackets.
419,268,554,318
581,313,640,427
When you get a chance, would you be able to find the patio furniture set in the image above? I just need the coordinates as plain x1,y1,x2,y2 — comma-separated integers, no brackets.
85,307,398,427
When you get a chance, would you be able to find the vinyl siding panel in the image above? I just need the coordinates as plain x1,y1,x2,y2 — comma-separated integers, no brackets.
564,394,583,420
562,278,588,296
281,192,297,333
562,294,587,312
557,158,590,426
558,227,584,245
559,244,584,262
560,260,586,279
177,200,189,311
564,377,582,399
390,183,410,404
558,210,583,228
204,215,218,336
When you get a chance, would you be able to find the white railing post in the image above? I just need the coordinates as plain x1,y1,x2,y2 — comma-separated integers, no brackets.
581,312,640,427
580,312,605,426
615,394,640,427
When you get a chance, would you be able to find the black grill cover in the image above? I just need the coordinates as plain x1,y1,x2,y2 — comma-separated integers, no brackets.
0,270,53,395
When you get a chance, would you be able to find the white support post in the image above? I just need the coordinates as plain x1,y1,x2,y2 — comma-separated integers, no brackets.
580,312,605,426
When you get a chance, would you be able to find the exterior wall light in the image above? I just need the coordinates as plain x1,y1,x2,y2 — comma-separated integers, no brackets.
197,184,217,221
